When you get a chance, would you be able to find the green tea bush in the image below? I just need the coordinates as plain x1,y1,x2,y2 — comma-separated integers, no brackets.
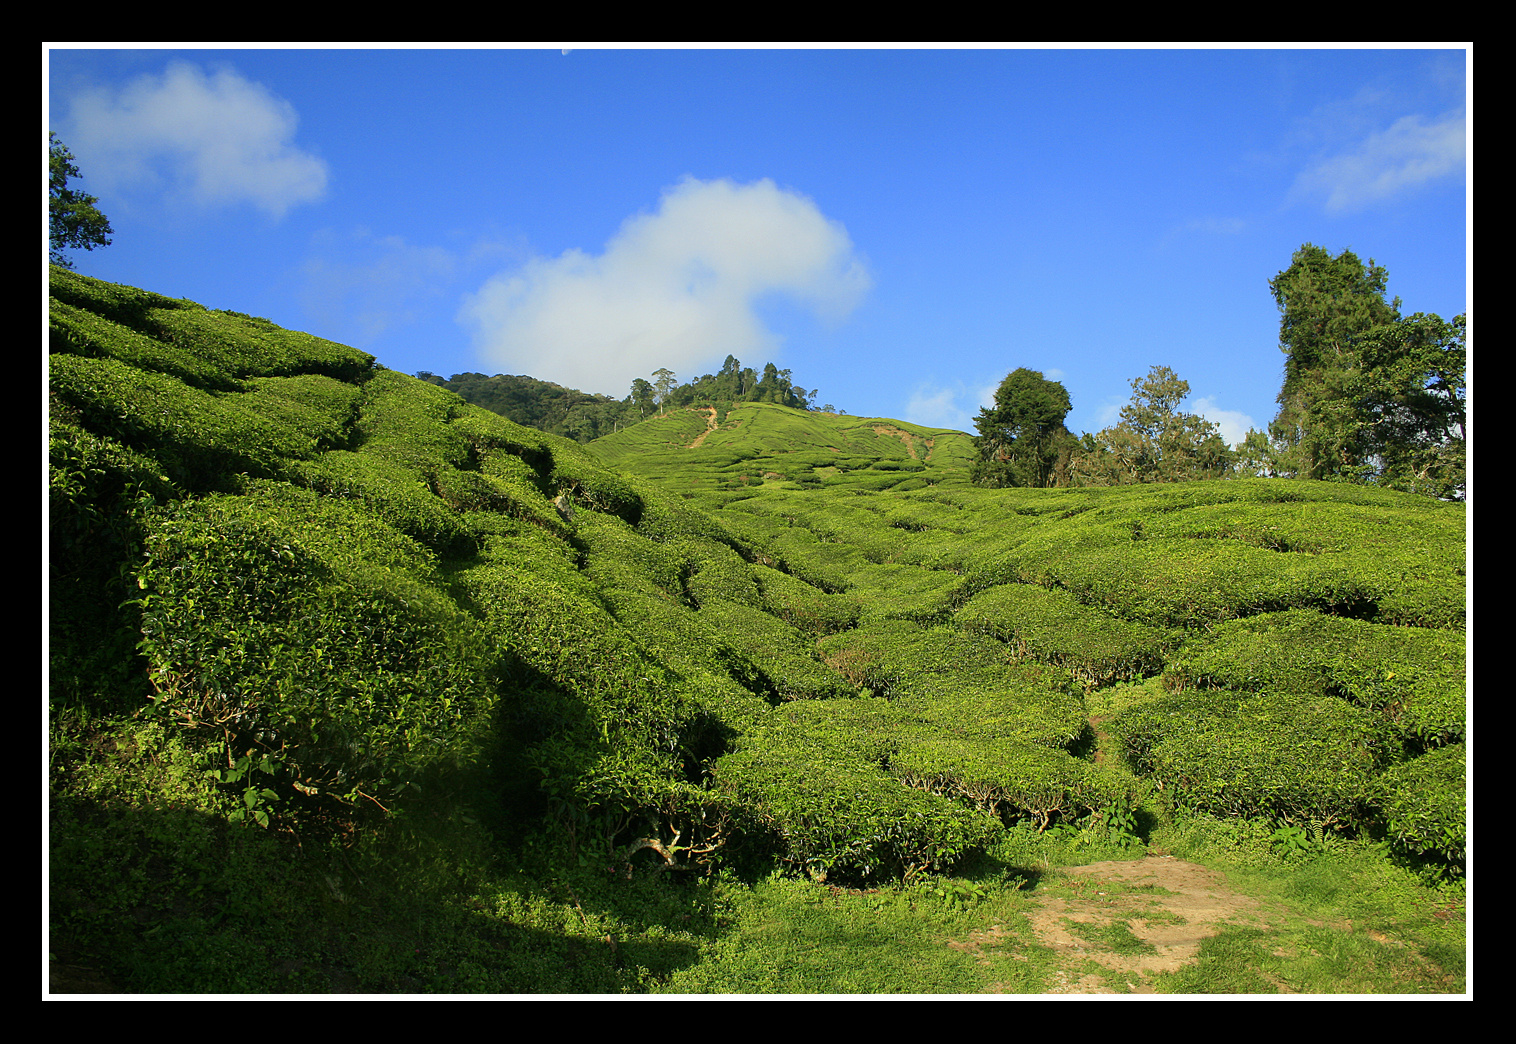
143,304,374,384
50,300,238,391
1372,742,1465,868
355,369,476,472
695,601,855,702
48,264,190,329
842,563,962,626
1164,609,1466,755
956,582,1176,688
133,483,499,813
49,413,176,712
577,512,690,602
815,622,1010,698
285,450,476,557
887,662,1090,752
886,730,1118,830
751,563,861,636
1110,687,1378,829
681,537,764,608
714,702,998,882
51,355,324,489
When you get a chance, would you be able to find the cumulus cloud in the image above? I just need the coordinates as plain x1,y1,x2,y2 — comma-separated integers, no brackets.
63,61,328,218
905,379,1000,433
457,176,872,396
1189,395,1255,448
1291,108,1466,213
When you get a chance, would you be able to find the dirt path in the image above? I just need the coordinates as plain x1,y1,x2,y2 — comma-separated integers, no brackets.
951,855,1289,994
687,408,719,449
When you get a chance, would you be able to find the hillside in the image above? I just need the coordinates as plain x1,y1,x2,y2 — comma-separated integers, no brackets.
588,401,977,492
48,266,1466,994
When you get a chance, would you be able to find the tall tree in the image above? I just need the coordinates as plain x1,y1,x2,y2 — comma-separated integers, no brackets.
630,377,656,419
651,368,677,414
49,133,114,269
1072,366,1233,485
1317,312,1467,499
1267,244,1401,479
972,368,1073,488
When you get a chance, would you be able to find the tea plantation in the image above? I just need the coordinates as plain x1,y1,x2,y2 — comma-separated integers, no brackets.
48,266,1467,993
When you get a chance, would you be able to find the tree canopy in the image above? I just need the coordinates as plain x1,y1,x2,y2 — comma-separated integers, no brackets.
1072,366,1234,486
971,368,1074,488
1264,244,1465,499
49,133,113,269
1267,244,1402,480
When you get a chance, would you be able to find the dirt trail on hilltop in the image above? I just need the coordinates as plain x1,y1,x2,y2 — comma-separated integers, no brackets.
687,408,719,449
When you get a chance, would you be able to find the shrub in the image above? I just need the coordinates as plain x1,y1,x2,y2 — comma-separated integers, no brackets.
1164,609,1466,756
714,702,997,882
1110,687,1378,829
956,582,1176,688
51,355,324,489
133,483,499,815
1372,743,1465,868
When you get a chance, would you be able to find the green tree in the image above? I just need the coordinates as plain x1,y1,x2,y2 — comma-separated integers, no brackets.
972,368,1074,488
49,133,114,269
630,377,656,420
1322,312,1467,499
1072,366,1234,485
651,368,677,414
1267,244,1401,479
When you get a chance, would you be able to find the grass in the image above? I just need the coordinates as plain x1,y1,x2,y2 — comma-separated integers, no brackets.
49,701,1466,994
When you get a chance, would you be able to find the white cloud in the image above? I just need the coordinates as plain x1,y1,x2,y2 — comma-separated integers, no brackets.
904,379,999,433
63,61,328,218
1190,395,1255,448
1292,108,1466,213
457,176,871,396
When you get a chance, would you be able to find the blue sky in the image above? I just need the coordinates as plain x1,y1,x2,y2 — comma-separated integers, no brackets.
46,45,1469,444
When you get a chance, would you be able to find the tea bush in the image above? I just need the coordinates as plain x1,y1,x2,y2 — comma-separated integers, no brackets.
714,701,998,882
1164,609,1466,756
956,582,1176,688
1110,686,1379,829
51,355,324,490
1373,742,1466,868
50,299,238,391
133,482,499,812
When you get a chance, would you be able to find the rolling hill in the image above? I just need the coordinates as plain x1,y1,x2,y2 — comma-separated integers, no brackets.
587,400,977,492
47,265,1467,994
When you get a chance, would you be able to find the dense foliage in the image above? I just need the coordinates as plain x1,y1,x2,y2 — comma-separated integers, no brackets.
425,354,822,446
49,133,114,269
1263,245,1466,498
971,368,1077,488
49,266,1466,993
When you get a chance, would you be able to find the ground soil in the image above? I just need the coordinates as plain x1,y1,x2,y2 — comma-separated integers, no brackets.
952,854,1291,994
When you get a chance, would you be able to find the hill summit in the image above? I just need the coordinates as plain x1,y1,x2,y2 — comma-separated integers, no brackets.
587,400,976,492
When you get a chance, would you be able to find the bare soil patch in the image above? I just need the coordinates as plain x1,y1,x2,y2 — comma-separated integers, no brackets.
686,408,719,449
954,855,1290,994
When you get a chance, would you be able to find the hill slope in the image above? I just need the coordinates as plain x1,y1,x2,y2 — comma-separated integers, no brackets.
588,400,977,492
48,265,1465,993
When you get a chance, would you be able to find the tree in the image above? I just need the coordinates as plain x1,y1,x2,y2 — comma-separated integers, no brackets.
1071,366,1234,485
651,368,677,414
49,133,113,269
972,368,1073,488
630,378,656,420
1267,244,1401,480
1315,312,1466,499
